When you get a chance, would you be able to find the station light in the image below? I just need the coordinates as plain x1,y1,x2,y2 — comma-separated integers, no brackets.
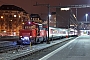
10,20,12,21
14,15,17,17
70,24,74,26
86,14,88,17
1,16,3,19
19,15,21,18
73,14,77,19
61,8,70,11
22,22,24,25
38,24,42,25
28,22,31,24
49,14,51,17
85,13,88,23
3,31,6,33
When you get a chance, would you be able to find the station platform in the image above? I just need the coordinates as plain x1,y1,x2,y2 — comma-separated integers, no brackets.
0,37,74,60
39,35,90,60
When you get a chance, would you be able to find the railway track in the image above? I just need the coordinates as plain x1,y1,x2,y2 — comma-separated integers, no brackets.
14,37,75,60
0,45,28,53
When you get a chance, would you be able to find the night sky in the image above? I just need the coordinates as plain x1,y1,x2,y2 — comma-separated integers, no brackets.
0,0,90,21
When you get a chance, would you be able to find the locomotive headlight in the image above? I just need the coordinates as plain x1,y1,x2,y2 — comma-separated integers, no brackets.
24,37,29,40
30,36,32,38
20,36,22,37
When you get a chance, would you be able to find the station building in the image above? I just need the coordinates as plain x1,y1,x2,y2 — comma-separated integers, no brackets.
56,8,78,29
0,5,30,36
30,14,43,24
49,12,56,27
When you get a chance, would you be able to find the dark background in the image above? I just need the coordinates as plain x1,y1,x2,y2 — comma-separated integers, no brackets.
0,0,90,21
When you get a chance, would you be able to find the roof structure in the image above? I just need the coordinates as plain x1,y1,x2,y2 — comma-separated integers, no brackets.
30,14,41,20
0,5,28,13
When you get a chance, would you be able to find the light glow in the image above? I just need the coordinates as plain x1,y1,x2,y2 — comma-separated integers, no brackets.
70,25,74,26
49,14,51,17
14,15,16,17
1,16,3,18
19,15,21,18
3,31,6,33
86,14,88,17
28,22,31,24
61,8,70,11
